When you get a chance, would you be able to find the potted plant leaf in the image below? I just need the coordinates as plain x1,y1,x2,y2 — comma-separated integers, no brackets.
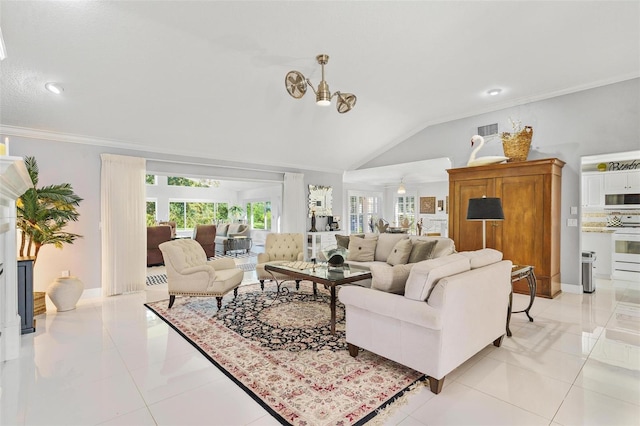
17,156,83,263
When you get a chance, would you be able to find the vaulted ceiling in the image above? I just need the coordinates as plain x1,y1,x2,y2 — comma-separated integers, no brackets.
0,1,638,175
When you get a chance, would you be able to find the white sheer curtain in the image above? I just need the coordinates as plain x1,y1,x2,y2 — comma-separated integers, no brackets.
100,154,146,296
281,172,305,233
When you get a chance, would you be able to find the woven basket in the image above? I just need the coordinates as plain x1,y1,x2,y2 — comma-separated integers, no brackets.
34,291,47,316
501,125,533,162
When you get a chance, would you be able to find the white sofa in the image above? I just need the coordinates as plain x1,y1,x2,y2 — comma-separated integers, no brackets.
343,233,456,291
214,223,250,254
338,249,512,394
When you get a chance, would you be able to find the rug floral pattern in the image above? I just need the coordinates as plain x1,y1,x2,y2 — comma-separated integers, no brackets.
145,282,424,425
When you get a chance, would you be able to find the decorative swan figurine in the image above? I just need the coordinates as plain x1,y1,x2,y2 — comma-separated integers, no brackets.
467,135,509,167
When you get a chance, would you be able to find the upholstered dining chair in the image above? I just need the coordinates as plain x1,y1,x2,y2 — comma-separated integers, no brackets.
158,221,177,238
193,224,217,258
147,225,172,266
159,239,243,310
255,233,304,290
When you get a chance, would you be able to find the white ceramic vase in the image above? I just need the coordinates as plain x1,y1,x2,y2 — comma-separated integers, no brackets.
47,276,84,312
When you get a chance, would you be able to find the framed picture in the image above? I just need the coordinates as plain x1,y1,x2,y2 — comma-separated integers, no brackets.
437,199,444,211
419,196,436,214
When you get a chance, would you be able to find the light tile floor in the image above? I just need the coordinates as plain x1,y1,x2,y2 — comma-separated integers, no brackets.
2,270,639,425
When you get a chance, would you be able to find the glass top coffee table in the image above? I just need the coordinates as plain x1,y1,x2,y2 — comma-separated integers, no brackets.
265,262,372,335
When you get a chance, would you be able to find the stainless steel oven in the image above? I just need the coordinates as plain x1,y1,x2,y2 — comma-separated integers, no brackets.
612,222,640,281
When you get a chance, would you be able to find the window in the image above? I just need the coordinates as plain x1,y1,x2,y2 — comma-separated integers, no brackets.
169,201,228,230
395,195,416,233
167,177,220,188
348,193,380,233
145,174,156,185
246,201,271,230
146,200,157,225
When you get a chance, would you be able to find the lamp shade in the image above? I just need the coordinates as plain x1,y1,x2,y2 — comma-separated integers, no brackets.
466,197,505,221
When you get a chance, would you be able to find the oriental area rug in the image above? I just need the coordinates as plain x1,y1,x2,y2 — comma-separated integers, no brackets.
144,282,425,425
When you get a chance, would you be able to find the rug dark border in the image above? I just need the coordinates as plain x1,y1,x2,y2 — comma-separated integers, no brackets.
144,300,426,426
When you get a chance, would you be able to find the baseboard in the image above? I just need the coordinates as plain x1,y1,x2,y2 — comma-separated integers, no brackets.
561,283,583,294
81,287,102,299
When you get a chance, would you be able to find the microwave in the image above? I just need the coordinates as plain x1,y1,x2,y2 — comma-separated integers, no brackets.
605,193,640,209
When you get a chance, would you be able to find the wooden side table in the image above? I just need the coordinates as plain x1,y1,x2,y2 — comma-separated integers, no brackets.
506,264,537,337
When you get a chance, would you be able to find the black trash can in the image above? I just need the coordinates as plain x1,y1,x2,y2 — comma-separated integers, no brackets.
582,251,596,293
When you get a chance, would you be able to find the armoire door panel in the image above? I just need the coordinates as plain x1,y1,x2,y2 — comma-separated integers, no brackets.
451,179,493,252
495,175,544,267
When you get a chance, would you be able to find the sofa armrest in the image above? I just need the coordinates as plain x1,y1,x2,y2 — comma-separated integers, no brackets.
206,257,236,271
257,253,270,264
339,286,442,330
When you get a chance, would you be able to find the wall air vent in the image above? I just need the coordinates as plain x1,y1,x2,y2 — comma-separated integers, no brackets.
477,123,498,137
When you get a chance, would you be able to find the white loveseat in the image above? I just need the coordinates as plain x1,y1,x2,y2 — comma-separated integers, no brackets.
343,233,456,291
338,249,512,394
214,223,250,254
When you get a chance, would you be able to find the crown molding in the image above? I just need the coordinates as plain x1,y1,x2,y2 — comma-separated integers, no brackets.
0,125,346,175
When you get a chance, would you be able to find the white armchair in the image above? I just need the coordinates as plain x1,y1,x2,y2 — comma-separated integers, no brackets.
255,233,304,290
159,239,244,310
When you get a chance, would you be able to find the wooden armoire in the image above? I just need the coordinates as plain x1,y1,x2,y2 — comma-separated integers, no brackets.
447,158,564,298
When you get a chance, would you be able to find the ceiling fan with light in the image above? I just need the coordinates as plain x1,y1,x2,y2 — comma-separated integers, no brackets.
285,54,357,114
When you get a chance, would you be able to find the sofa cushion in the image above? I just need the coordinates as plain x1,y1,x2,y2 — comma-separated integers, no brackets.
459,248,503,269
228,224,245,234
336,233,363,249
370,263,414,294
375,233,409,262
386,238,413,265
217,223,229,237
408,240,437,264
346,236,376,262
404,254,470,301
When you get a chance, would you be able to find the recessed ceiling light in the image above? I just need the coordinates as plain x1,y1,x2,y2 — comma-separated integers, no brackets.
45,82,64,94
487,88,502,96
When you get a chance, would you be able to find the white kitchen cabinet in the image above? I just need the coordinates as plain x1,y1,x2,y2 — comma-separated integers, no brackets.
582,172,604,207
604,170,640,194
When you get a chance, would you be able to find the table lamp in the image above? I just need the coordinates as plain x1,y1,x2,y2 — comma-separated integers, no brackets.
466,196,505,248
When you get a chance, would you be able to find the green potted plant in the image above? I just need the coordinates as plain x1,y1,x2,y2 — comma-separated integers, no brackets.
17,156,84,312
228,205,244,223
16,156,83,264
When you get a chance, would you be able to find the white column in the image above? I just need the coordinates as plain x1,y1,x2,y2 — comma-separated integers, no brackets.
0,157,32,362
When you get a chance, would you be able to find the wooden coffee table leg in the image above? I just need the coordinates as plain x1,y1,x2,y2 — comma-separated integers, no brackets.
331,286,336,335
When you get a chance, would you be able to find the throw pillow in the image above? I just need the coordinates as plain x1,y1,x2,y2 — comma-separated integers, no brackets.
336,233,363,249
374,233,409,261
370,263,413,294
346,236,376,262
386,238,413,265
404,254,470,301
408,240,438,264
217,223,229,236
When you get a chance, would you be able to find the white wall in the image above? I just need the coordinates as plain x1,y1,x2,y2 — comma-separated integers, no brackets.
360,78,640,287
7,137,341,292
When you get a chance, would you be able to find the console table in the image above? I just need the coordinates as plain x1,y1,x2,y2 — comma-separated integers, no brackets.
506,264,537,337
